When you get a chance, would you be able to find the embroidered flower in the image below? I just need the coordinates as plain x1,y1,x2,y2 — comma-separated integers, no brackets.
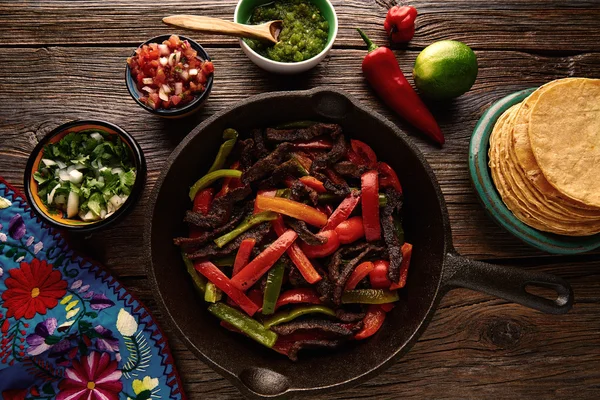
0,232,7,242
94,325,120,353
0,266,3,277
1,259,67,319
26,236,35,246
1,389,27,400
132,376,160,399
8,214,26,240
26,318,58,356
33,241,44,255
89,293,115,310
57,351,123,400
116,308,138,337
0,196,12,209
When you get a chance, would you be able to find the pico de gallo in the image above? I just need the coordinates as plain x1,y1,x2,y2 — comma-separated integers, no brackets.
127,35,214,110
174,122,412,361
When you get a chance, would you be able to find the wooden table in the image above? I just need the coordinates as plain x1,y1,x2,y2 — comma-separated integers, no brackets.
1,1,599,398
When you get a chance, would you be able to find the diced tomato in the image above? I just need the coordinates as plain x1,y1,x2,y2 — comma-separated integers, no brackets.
350,140,378,169
171,95,182,106
299,230,340,259
378,162,402,194
202,61,215,74
369,260,392,289
334,216,365,244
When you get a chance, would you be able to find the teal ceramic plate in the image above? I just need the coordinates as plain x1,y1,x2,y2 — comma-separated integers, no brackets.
469,88,600,254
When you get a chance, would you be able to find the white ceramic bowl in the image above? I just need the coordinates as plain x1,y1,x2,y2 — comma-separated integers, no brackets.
234,0,338,74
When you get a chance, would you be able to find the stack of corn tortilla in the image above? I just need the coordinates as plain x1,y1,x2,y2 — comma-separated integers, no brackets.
488,77,600,236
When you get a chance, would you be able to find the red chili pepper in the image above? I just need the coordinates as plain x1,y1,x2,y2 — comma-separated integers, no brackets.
233,238,256,276
345,261,375,290
361,170,381,241
377,162,403,194
194,261,259,316
254,189,277,214
299,176,327,193
384,5,417,44
256,195,328,228
231,229,298,290
193,187,214,214
350,140,378,169
272,217,322,284
355,304,387,340
300,230,340,259
322,190,361,231
390,242,413,289
292,139,333,150
369,260,392,289
275,288,321,311
334,216,365,244
357,28,444,146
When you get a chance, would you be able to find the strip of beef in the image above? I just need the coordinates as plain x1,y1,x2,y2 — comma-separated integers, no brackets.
287,339,344,362
381,188,404,282
288,264,309,287
270,320,356,337
238,138,256,172
242,142,293,184
333,161,368,179
289,179,318,205
184,185,252,229
257,159,306,189
313,170,350,197
283,217,326,246
310,133,347,172
265,123,341,142
174,203,252,251
186,222,271,260
315,275,334,304
252,129,269,158
335,308,366,322
327,241,372,282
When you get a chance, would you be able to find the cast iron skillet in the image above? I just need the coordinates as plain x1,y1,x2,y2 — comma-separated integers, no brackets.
145,87,573,399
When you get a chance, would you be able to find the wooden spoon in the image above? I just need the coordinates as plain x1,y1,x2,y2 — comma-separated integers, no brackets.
163,15,283,44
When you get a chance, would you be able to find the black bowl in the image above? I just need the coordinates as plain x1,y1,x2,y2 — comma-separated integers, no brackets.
125,34,214,118
24,120,146,233
145,88,572,399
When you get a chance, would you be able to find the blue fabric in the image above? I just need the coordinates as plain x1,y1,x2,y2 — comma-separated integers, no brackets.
0,179,185,400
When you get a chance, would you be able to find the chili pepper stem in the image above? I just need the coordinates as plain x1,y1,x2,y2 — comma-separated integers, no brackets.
356,28,378,52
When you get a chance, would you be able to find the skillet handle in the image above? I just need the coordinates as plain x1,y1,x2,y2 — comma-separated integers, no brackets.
442,253,573,314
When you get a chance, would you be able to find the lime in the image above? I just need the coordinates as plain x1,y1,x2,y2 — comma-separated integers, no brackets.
413,40,478,101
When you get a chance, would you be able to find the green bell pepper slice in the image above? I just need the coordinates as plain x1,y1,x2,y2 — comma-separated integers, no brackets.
204,282,222,303
261,262,286,315
341,289,400,304
214,211,278,248
263,305,336,329
208,129,238,174
208,303,278,348
189,169,242,201
182,252,206,294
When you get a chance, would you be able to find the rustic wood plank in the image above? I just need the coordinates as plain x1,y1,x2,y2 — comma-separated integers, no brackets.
1,46,600,273
118,257,600,399
1,1,600,52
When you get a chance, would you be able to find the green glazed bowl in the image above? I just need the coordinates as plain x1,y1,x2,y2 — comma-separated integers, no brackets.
234,0,338,74
469,88,600,254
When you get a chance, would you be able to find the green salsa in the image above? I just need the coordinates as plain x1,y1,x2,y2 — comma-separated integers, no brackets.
245,0,329,63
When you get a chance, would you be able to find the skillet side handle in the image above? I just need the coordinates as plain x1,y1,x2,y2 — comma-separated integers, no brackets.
442,253,573,314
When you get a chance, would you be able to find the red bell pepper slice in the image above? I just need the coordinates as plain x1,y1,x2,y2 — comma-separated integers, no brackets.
272,217,321,284
226,287,263,310
322,190,361,231
334,216,365,244
256,195,328,228
193,187,214,214
350,139,378,169
354,304,386,340
369,260,392,289
299,176,327,193
254,189,277,214
292,139,333,150
380,303,395,312
299,230,340,259
377,162,402,194
232,238,256,276
274,288,321,311
390,242,413,289
361,170,381,241
231,229,298,290
194,261,259,316
345,261,375,290
272,330,331,356
215,161,242,199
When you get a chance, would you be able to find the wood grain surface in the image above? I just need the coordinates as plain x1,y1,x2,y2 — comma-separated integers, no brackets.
1,0,599,398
